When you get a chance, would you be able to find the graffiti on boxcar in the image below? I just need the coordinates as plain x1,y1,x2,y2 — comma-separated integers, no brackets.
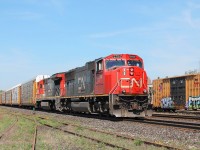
194,79,200,87
187,96,200,109
160,97,174,109
159,83,163,92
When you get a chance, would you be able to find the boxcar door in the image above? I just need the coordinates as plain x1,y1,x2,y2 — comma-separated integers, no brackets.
94,59,104,94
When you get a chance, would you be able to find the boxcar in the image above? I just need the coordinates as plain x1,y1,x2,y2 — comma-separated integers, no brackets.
152,73,200,110
5,90,12,105
0,93,2,104
11,84,21,105
21,79,36,106
1,92,6,104
21,75,49,106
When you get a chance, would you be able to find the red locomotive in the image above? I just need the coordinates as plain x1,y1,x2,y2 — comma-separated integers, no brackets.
36,54,152,117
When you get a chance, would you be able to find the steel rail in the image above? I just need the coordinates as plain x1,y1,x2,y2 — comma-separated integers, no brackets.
1,106,182,150
38,116,180,150
32,118,38,150
124,118,200,131
152,114,200,120
42,123,130,150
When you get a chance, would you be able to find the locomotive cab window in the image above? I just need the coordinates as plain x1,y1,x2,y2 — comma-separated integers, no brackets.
96,60,103,72
106,60,125,70
127,60,143,68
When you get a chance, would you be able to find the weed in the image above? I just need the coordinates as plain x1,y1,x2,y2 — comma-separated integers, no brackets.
134,139,144,146
98,142,106,149
76,126,84,132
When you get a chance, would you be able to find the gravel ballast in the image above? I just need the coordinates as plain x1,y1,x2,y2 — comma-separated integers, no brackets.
1,106,199,150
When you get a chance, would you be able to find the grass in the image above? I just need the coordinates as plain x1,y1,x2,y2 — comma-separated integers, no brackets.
0,114,15,134
134,139,144,146
0,114,35,149
0,107,186,150
37,117,62,128
32,113,167,150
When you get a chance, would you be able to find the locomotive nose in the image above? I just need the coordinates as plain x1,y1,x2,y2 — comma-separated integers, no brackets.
119,66,147,95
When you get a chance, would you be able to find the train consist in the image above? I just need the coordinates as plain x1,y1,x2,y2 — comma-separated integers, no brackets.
152,73,200,111
0,54,152,117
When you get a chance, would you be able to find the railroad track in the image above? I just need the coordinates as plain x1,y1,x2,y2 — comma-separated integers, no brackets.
32,118,38,150
69,113,200,131
8,111,180,150
16,114,131,150
123,118,200,131
41,122,130,150
0,115,18,140
152,114,200,120
38,116,179,150
1,106,193,149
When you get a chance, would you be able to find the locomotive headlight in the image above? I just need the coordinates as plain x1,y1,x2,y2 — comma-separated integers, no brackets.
129,67,134,76
130,68,134,72
143,89,147,94
122,89,126,94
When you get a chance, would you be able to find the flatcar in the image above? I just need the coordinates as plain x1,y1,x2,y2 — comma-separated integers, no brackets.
1,54,152,117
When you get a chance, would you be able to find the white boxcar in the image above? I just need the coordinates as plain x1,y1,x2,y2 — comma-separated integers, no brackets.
0,93,2,104
1,92,6,104
5,90,12,105
11,84,21,105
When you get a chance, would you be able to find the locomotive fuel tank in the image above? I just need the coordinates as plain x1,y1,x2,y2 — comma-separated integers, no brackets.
71,102,90,112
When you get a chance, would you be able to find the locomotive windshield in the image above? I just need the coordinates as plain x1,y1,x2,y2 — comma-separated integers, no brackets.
127,60,143,68
106,60,125,70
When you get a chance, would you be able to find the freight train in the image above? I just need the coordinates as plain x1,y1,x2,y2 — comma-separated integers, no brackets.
0,54,152,117
152,74,200,111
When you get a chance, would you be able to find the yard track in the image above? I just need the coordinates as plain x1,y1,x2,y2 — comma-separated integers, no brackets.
17,114,130,150
41,122,130,150
32,118,38,150
0,115,18,140
152,113,200,120
123,117,200,131
38,116,179,150
1,106,195,149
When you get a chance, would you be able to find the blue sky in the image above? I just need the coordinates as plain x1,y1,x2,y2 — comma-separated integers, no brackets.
0,0,200,90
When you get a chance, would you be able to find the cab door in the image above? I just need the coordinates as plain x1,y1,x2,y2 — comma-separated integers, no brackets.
94,59,104,94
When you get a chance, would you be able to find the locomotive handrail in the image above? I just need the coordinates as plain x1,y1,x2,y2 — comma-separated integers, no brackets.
109,79,121,95
109,79,121,113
